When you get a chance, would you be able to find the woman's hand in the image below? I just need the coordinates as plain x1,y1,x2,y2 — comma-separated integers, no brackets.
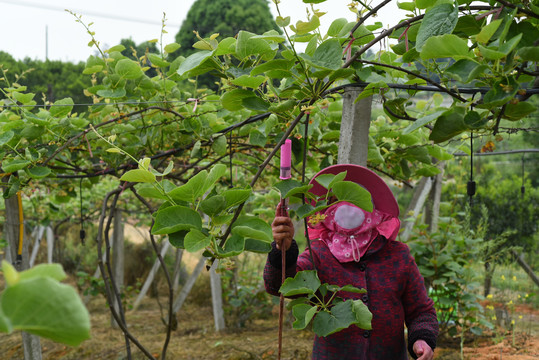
413,340,434,360
272,199,294,251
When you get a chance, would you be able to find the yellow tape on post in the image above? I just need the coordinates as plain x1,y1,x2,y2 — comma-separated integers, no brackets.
17,191,24,258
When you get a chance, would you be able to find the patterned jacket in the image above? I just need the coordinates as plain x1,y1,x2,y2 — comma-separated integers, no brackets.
264,236,438,360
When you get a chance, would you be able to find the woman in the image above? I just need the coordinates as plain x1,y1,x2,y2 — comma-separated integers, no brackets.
264,164,438,360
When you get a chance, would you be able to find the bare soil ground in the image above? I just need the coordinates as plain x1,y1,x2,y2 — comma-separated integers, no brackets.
1,293,538,360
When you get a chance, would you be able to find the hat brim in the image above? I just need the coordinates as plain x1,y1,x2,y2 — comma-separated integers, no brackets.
308,164,399,217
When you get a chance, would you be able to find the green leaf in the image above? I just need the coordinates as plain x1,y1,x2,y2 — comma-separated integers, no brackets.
12,92,35,105
222,188,251,209
26,166,52,179
217,235,245,257
252,31,286,43
332,181,373,212
177,51,213,76
115,59,143,79
184,229,211,252
49,98,74,118
476,19,502,44
517,46,539,61
274,179,313,199
106,44,126,53
0,307,12,333
292,304,318,330
427,146,453,161
244,238,271,253
276,16,291,28
312,301,358,337
429,107,467,143
203,164,227,195
220,89,256,111
232,216,272,242
397,2,416,12
200,195,226,217
249,129,267,147
1,277,90,346
445,59,487,83
96,88,126,99
504,102,536,121
292,15,320,35
463,110,489,129
327,18,348,37
168,170,208,203
164,42,181,53
235,31,274,60
415,4,458,51
299,38,343,70
280,270,321,297
151,206,203,235
230,75,265,88
0,131,14,145
18,264,66,282
338,285,367,294
351,299,373,330
148,53,170,68
420,34,470,60
120,169,156,183
481,78,518,108
251,59,293,77
212,135,227,156
168,230,188,249
2,159,31,173
315,172,346,190
402,110,446,134
215,37,236,56
355,81,388,101
242,97,270,111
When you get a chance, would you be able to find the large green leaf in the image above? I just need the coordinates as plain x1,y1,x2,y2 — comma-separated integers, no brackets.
273,179,313,199
416,4,458,51
481,77,518,108
280,270,321,297
332,181,373,212
444,59,487,83
235,31,274,60
220,89,256,111
184,229,211,252
327,18,348,37
292,304,317,330
476,19,502,44
504,102,536,121
312,300,372,337
429,107,467,143
230,75,265,88
12,92,35,105
1,277,90,346
222,188,251,209
251,59,293,77
202,164,227,195
120,169,156,183
0,131,14,146
231,216,272,242
517,46,539,61
168,170,208,203
299,38,343,70
177,51,213,76
2,159,31,173
151,206,202,235
115,59,143,79
200,195,226,217
217,235,245,257
244,238,272,253
49,98,74,118
291,15,320,35
18,264,66,282
402,110,446,134
420,34,471,60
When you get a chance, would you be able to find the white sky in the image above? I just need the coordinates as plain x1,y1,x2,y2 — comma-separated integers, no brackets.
0,0,402,63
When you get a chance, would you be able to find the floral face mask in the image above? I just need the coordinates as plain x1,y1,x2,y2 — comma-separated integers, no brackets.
309,201,398,263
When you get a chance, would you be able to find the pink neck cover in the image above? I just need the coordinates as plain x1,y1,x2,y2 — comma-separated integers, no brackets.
309,202,400,263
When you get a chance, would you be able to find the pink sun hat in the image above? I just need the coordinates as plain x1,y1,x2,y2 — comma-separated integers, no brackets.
308,164,400,217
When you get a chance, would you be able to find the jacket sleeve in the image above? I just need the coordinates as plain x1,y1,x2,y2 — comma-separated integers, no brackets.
263,240,299,296
402,251,439,359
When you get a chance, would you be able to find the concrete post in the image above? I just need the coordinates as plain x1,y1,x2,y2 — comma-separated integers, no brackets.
173,256,206,313
338,88,372,166
425,163,446,233
210,260,226,331
111,208,124,328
